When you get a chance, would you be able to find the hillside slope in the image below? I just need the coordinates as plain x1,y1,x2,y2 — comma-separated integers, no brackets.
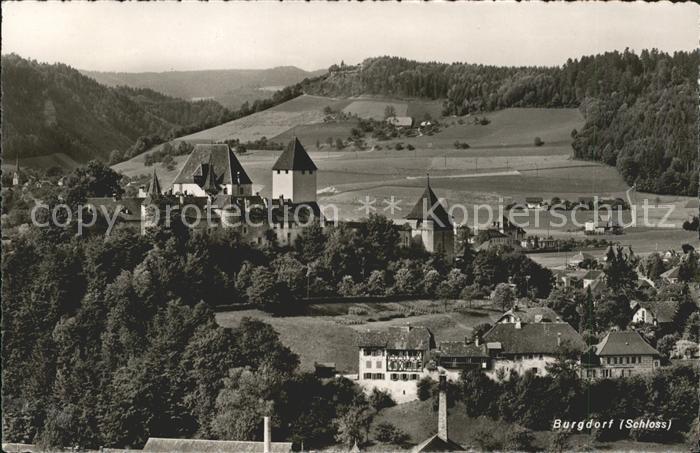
299,53,699,196
82,66,326,109
1,54,231,164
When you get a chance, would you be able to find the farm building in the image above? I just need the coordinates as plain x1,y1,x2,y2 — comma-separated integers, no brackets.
386,116,414,128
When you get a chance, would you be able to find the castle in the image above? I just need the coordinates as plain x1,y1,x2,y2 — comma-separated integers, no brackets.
90,138,455,257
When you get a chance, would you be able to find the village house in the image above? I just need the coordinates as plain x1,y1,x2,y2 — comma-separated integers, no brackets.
386,116,414,128
630,300,677,329
496,306,561,324
568,251,596,268
582,330,661,379
661,266,681,284
479,321,586,379
582,269,605,289
356,325,435,403
525,197,545,209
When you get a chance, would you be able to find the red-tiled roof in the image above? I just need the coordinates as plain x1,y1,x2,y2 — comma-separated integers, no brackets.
596,331,660,356
482,322,585,354
272,138,317,171
357,326,434,350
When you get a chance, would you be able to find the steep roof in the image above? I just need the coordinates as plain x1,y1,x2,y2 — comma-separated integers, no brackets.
272,138,317,171
172,144,252,186
405,181,452,230
438,341,488,357
143,438,292,453
482,322,585,354
583,270,604,280
596,331,660,356
499,306,561,323
413,434,464,452
147,169,162,195
357,326,434,350
661,266,680,279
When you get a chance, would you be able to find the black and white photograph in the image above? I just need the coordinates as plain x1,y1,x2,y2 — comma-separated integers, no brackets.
1,2,699,452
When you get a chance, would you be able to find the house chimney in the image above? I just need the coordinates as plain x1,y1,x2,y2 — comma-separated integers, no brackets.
438,375,448,441
263,416,271,453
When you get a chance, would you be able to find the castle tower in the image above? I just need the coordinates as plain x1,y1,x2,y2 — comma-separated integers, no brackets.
405,175,455,260
271,137,317,203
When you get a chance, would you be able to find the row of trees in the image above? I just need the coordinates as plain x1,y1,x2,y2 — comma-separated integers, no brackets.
417,363,698,445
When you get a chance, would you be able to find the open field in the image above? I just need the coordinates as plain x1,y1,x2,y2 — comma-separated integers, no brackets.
215,304,499,374
114,95,699,258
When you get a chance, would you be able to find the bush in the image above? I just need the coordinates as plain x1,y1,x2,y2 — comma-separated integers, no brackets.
473,426,502,450
374,422,408,444
417,377,434,401
407,144,415,151
394,143,404,151
504,424,534,451
368,388,395,411
546,431,570,453
534,136,544,146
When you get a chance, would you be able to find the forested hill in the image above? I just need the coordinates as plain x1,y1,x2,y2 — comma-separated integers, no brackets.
1,54,232,163
302,51,699,196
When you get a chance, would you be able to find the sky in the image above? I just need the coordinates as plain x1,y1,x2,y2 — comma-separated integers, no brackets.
2,2,698,73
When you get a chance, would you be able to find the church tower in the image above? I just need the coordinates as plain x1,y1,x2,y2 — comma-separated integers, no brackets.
405,175,455,260
272,138,317,203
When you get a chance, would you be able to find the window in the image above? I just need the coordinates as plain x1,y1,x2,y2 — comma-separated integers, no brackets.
528,354,534,360
626,357,630,364
606,357,611,364
239,187,243,195
363,373,372,379
309,170,314,175
538,354,543,360
366,361,371,369
531,367,538,374
301,170,305,175
285,170,289,174
373,373,384,380
391,374,398,381
376,361,382,369
411,374,419,380
401,374,408,381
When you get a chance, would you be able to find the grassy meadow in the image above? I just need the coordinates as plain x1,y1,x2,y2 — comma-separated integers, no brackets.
113,94,699,259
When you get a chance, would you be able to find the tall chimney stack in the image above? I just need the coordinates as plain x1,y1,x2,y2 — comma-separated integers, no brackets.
438,374,448,441
263,416,271,453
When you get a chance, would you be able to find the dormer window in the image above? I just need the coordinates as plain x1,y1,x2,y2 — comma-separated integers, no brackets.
285,170,289,174
277,170,281,174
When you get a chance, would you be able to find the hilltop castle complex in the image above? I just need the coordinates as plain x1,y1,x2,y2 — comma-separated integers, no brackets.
90,138,456,257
